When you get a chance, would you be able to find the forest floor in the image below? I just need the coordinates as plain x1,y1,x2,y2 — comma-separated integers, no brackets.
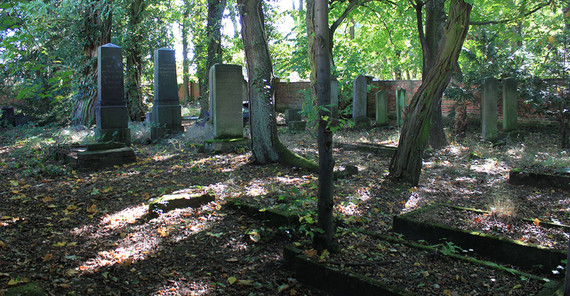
1,120,569,295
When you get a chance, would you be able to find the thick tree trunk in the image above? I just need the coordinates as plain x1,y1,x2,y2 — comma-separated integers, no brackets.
421,0,449,149
199,0,226,118
238,0,279,163
238,0,318,169
389,0,472,185
125,0,146,122
72,0,112,126
307,0,337,251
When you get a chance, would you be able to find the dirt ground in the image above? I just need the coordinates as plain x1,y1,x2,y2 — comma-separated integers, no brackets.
0,122,568,295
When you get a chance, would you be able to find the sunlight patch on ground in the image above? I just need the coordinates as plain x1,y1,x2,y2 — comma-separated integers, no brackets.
155,280,211,295
402,191,423,213
102,205,148,230
153,154,176,162
470,158,508,174
337,201,363,217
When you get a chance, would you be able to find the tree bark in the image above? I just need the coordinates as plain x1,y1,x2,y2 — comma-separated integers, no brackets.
389,0,472,186
307,0,337,251
72,0,112,126
238,0,317,170
199,0,226,118
125,0,146,122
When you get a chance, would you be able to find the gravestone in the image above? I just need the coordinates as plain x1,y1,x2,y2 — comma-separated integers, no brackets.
331,78,339,119
151,48,184,140
209,64,245,139
285,109,302,125
375,91,388,126
352,75,369,119
95,43,131,146
396,88,406,126
502,78,518,132
1,106,15,126
482,77,498,141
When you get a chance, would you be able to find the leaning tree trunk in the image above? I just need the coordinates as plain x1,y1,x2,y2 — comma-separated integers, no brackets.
238,0,317,169
389,0,472,185
199,0,226,118
415,0,449,149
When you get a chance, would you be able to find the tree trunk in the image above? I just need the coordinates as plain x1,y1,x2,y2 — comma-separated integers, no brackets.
389,0,472,186
199,0,227,118
125,0,146,122
308,0,337,251
417,0,449,149
72,0,112,126
181,8,190,105
238,0,318,170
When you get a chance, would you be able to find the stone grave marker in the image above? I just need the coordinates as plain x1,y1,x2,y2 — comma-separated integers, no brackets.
151,48,184,140
482,77,498,141
375,90,388,126
502,78,518,132
209,64,245,139
1,106,15,126
95,43,131,146
285,109,302,125
352,75,369,119
396,88,406,126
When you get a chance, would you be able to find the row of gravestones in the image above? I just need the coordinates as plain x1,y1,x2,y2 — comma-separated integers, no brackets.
351,74,518,140
96,44,246,146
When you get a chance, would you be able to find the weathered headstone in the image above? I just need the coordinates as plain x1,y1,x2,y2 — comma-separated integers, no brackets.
352,75,368,119
396,88,406,126
375,90,388,126
502,78,518,132
95,43,131,145
331,78,339,119
289,121,307,132
285,109,302,125
482,77,498,141
1,106,15,126
151,48,184,140
209,64,245,138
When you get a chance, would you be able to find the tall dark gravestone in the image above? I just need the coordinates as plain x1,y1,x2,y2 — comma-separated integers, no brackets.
95,43,131,146
151,48,184,140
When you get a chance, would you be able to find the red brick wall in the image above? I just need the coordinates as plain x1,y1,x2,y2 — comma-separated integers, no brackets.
274,80,551,124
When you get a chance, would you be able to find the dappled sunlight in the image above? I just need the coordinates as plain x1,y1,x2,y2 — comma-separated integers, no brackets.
402,191,424,213
337,200,364,217
154,280,211,295
101,205,148,230
153,154,177,162
470,158,509,175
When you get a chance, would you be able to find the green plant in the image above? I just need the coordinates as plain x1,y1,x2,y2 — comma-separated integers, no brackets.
439,241,463,256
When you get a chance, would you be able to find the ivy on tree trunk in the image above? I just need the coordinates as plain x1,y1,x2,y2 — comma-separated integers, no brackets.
389,0,472,186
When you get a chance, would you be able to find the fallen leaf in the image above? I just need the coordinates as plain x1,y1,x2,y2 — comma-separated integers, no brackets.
86,204,98,213
228,276,237,285
225,258,239,262
237,279,254,285
9,180,19,186
533,218,540,226
53,241,67,247
158,228,169,237
43,253,54,262
304,249,317,258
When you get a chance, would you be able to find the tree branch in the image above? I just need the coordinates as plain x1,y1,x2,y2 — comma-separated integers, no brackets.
470,0,552,26
329,0,395,40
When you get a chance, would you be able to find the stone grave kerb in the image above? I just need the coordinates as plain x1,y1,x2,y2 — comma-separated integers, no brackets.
95,43,131,146
151,47,184,140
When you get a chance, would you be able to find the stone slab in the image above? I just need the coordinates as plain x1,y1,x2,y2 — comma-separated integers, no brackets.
288,120,306,131
204,138,250,154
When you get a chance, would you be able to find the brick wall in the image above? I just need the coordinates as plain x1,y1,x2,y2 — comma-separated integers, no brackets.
274,80,551,125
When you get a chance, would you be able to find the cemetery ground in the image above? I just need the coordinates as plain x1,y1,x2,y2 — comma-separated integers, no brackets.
1,120,569,296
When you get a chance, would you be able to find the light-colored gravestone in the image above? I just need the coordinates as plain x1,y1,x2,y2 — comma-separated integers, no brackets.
151,48,184,140
352,75,368,119
502,78,518,132
331,78,339,119
375,90,388,126
396,88,406,126
209,64,245,138
95,43,131,145
482,77,498,141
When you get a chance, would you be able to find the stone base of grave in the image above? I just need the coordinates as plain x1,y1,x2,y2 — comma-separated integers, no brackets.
151,104,184,140
204,138,250,153
95,128,131,146
288,121,306,132
285,109,302,125
354,116,371,129
149,192,215,218
55,142,136,169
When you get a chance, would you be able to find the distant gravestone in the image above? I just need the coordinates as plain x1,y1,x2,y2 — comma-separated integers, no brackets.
396,88,406,126
285,109,302,125
209,64,245,138
95,43,131,146
352,75,368,119
375,91,388,126
331,78,339,119
502,78,518,132
482,77,498,141
151,48,184,140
